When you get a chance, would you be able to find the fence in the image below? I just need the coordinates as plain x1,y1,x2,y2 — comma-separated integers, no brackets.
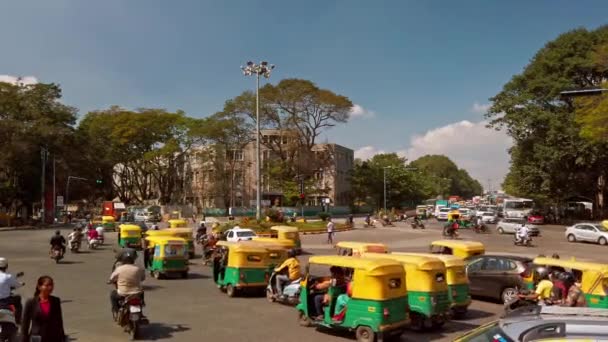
200,206,357,218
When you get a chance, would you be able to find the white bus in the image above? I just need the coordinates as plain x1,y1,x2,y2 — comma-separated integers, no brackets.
502,198,534,219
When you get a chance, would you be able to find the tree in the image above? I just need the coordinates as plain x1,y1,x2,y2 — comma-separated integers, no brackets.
487,26,608,213
409,155,482,198
0,81,77,216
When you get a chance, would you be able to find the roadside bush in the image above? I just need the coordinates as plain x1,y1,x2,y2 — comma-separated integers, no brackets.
264,208,283,222
318,212,330,221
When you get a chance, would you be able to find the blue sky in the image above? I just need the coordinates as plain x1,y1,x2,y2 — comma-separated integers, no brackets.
1,1,607,186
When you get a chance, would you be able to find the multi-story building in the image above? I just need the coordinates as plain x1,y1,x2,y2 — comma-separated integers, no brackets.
183,130,354,210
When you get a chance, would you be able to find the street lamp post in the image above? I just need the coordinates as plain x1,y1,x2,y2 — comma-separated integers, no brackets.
241,61,275,221
383,166,391,213
65,176,87,215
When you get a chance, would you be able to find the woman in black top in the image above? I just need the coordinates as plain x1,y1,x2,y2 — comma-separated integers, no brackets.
21,275,66,342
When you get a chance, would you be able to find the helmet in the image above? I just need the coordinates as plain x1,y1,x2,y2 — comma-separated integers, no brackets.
287,249,297,258
55,230,61,235
559,272,575,284
550,270,562,280
118,248,137,264
0,258,7,268
536,266,549,280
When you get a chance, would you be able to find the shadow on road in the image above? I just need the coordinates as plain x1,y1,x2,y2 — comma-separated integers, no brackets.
454,308,495,321
141,323,190,340
402,320,481,341
184,273,209,280
58,260,84,264
143,284,164,291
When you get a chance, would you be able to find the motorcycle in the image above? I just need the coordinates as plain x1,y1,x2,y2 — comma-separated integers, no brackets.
442,225,458,239
88,237,100,250
266,271,301,306
503,289,539,314
50,246,63,263
514,234,532,247
411,218,425,229
69,238,81,253
473,222,488,234
0,273,23,342
113,292,146,340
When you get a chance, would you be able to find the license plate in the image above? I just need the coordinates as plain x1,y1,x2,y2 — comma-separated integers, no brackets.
129,305,142,313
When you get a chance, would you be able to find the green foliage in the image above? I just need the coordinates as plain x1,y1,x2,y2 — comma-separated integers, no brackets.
317,212,330,221
263,208,284,222
409,155,482,198
487,26,608,205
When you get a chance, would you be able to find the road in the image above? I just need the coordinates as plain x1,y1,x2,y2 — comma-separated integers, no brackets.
1,220,606,342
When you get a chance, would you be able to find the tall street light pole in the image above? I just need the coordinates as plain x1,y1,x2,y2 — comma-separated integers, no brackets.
383,166,391,213
241,61,275,221
40,147,48,222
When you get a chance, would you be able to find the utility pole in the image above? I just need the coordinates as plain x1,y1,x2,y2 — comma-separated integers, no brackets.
40,147,48,222
53,155,56,222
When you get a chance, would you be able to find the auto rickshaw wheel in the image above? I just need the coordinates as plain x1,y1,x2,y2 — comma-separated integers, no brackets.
297,310,312,327
226,284,236,297
153,271,163,280
409,313,424,331
355,326,375,342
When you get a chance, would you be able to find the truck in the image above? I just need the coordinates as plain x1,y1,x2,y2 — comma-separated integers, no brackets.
102,201,126,221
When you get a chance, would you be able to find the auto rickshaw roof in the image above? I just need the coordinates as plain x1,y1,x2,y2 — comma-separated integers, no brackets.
239,240,289,252
216,240,269,253
168,227,193,233
533,257,608,272
335,241,388,250
431,240,485,251
102,216,115,221
365,253,445,270
270,226,299,233
393,252,465,268
145,236,186,244
308,255,403,274
168,219,187,223
119,224,142,231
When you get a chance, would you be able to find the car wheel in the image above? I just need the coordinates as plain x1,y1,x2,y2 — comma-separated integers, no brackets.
599,237,608,246
497,227,504,234
567,234,576,242
501,287,518,304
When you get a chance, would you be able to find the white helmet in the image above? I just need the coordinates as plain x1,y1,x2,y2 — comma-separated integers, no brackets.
0,257,7,268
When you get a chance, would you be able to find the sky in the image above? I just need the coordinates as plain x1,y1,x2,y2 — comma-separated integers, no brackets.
1,1,607,189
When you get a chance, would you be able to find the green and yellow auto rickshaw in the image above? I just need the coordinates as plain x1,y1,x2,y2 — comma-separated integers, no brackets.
102,215,117,232
365,253,450,330
213,241,271,297
533,257,608,308
168,219,188,228
416,205,428,219
118,224,142,249
394,252,471,318
297,255,409,342
144,236,189,279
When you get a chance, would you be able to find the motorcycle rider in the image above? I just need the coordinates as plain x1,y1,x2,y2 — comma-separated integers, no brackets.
274,249,301,298
87,226,100,246
521,267,553,305
0,258,24,324
68,228,83,249
109,250,145,316
49,230,66,256
515,219,531,244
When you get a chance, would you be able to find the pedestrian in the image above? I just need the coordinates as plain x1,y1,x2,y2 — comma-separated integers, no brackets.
21,275,66,342
326,217,335,244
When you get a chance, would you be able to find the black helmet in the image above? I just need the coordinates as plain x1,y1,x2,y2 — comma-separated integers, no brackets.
287,249,297,258
559,272,575,284
536,266,549,280
117,248,138,264
55,230,61,235
550,270,562,280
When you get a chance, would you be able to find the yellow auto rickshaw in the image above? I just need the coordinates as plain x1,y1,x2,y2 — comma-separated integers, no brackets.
118,224,143,249
297,255,409,341
144,236,189,279
416,205,428,219
242,241,288,270
395,252,471,318
102,215,117,232
150,227,194,258
533,257,608,308
213,241,271,297
364,253,450,330
168,219,188,228
335,241,389,257
252,227,298,253
430,240,485,259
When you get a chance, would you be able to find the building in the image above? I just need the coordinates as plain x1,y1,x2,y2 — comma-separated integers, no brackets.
183,130,354,210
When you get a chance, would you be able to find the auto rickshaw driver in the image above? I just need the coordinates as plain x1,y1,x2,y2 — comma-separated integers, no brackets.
312,266,346,320
273,249,301,298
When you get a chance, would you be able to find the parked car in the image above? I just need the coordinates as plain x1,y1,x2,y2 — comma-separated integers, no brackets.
480,212,498,224
496,218,539,236
565,222,608,245
454,306,608,342
465,254,533,303
436,207,450,221
224,227,256,242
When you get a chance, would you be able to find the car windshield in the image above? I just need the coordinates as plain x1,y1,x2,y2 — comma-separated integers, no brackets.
594,224,608,232
456,321,514,342
440,208,450,213
237,231,255,237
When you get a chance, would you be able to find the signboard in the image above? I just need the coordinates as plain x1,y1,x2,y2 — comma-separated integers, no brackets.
114,202,126,209
56,196,64,207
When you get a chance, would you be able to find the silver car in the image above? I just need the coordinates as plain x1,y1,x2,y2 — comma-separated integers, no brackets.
565,222,608,245
496,218,539,236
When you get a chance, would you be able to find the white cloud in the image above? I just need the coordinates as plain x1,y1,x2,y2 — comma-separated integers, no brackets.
0,75,38,85
471,101,491,114
354,145,385,160
349,104,376,119
398,120,512,187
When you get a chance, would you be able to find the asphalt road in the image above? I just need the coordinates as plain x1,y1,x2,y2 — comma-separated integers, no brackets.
1,219,606,342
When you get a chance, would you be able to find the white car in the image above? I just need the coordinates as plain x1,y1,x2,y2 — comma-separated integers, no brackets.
458,208,472,220
496,218,539,236
565,223,608,246
225,227,256,242
437,207,450,221
480,212,498,224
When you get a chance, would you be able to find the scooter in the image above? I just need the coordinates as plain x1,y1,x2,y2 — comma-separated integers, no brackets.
0,273,23,342
442,226,458,239
473,222,488,234
50,246,63,263
114,293,147,340
514,234,532,247
411,218,425,229
69,239,81,253
266,271,301,306
88,237,100,250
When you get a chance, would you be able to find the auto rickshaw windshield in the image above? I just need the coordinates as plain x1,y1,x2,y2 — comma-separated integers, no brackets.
164,244,187,257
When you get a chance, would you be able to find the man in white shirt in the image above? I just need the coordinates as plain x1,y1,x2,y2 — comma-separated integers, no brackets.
326,217,335,244
0,257,24,324
517,221,530,242
109,253,145,313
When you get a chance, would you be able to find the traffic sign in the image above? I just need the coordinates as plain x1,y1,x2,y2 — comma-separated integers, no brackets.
56,196,64,207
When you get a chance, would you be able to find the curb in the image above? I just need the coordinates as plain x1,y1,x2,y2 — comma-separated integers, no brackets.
301,227,354,235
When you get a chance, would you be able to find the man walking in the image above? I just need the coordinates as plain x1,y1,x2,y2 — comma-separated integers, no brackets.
326,217,335,244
